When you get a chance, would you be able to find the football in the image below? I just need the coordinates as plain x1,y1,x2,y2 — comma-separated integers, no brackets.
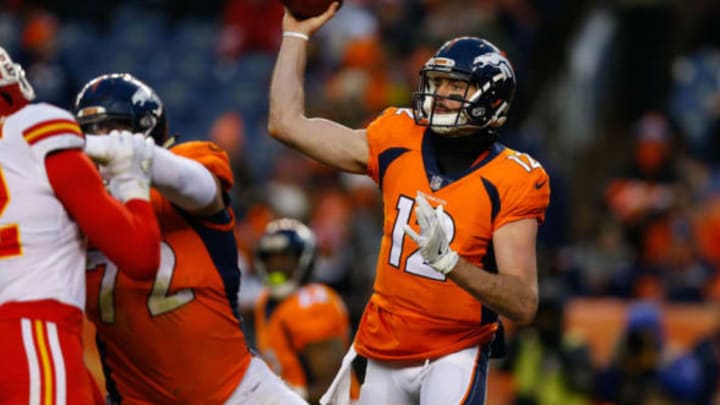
280,0,342,20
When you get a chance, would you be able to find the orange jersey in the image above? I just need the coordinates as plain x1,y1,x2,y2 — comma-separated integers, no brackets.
254,283,351,392
355,107,550,362
85,141,252,404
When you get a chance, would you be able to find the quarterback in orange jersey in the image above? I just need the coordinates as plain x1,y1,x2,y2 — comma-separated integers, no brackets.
0,48,160,405
253,218,354,403
76,74,308,404
268,5,550,405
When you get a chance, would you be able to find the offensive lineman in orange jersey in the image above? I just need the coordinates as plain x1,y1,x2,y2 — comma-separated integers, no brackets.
253,218,356,404
268,5,550,405
75,73,308,404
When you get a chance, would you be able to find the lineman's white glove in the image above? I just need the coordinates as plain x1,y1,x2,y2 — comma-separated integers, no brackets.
403,194,459,275
87,131,154,202
84,134,114,165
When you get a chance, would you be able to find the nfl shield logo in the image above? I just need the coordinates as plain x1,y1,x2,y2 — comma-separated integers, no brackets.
430,175,443,191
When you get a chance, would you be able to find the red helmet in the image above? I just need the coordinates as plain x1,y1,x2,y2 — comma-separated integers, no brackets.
0,47,35,117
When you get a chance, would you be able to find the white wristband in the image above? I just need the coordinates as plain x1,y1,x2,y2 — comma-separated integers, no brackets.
283,31,309,41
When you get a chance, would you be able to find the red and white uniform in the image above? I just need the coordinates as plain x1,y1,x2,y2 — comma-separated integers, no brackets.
0,103,94,405
0,103,160,405
0,103,86,308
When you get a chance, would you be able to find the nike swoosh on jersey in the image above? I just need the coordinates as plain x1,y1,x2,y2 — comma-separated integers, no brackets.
534,180,546,189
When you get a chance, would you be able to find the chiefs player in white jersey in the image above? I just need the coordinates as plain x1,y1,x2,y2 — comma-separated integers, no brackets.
0,47,161,404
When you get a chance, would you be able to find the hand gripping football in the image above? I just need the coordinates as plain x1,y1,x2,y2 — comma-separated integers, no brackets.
280,0,343,20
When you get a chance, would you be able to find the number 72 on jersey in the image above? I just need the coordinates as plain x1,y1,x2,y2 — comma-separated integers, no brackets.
87,242,194,323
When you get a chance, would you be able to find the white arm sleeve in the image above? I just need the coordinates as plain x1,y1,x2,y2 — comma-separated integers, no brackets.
86,136,219,211
151,146,219,211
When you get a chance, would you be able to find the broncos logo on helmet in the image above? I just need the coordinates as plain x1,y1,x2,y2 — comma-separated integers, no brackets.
255,218,317,300
74,73,168,146
412,37,516,135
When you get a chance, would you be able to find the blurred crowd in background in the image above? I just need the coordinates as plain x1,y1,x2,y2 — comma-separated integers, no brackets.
2,0,720,403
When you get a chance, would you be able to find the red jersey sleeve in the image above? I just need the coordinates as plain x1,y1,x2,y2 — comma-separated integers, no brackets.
45,149,161,280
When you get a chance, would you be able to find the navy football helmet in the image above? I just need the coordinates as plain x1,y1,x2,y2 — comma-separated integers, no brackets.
74,73,168,145
254,218,317,299
412,37,516,134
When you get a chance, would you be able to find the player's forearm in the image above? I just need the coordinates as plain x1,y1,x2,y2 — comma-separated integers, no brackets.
112,200,162,277
448,258,538,325
268,37,307,139
46,149,161,280
151,146,219,212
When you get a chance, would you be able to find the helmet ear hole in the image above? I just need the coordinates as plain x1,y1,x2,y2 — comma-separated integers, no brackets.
470,106,485,118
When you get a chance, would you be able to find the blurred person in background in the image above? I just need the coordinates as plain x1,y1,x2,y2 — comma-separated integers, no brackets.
268,4,550,404
690,323,720,405
566,216,636,297
604,112,680,259
217,0,283,60
595,301,702,405
17,11,78,109
207,111,256,216
0,47,160,403
76,73,308,404
500,287,594,405
254,218,355,404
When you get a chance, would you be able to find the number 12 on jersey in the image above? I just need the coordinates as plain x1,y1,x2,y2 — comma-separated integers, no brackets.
389,195,455,281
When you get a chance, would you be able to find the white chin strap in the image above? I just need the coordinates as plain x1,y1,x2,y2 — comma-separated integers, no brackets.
430,113,466,134
269,280,299,299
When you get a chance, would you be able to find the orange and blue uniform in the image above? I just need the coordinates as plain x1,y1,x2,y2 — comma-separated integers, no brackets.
254,283,351,395
85,141,252,404
355,107,551,362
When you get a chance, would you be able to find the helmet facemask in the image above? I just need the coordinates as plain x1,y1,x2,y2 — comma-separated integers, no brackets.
414,70,481,135
255,219,317,300
412,38,516,137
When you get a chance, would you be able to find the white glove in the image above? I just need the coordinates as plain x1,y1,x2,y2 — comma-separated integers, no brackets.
403,194,459,275
94,131,154,202
84,134,114,165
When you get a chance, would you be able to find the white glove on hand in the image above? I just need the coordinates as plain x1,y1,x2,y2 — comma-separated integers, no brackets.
96,131,155,202
403,194,459,275
84,134,114,165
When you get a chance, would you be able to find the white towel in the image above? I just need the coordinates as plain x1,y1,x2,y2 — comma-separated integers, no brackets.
319,346,357,405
